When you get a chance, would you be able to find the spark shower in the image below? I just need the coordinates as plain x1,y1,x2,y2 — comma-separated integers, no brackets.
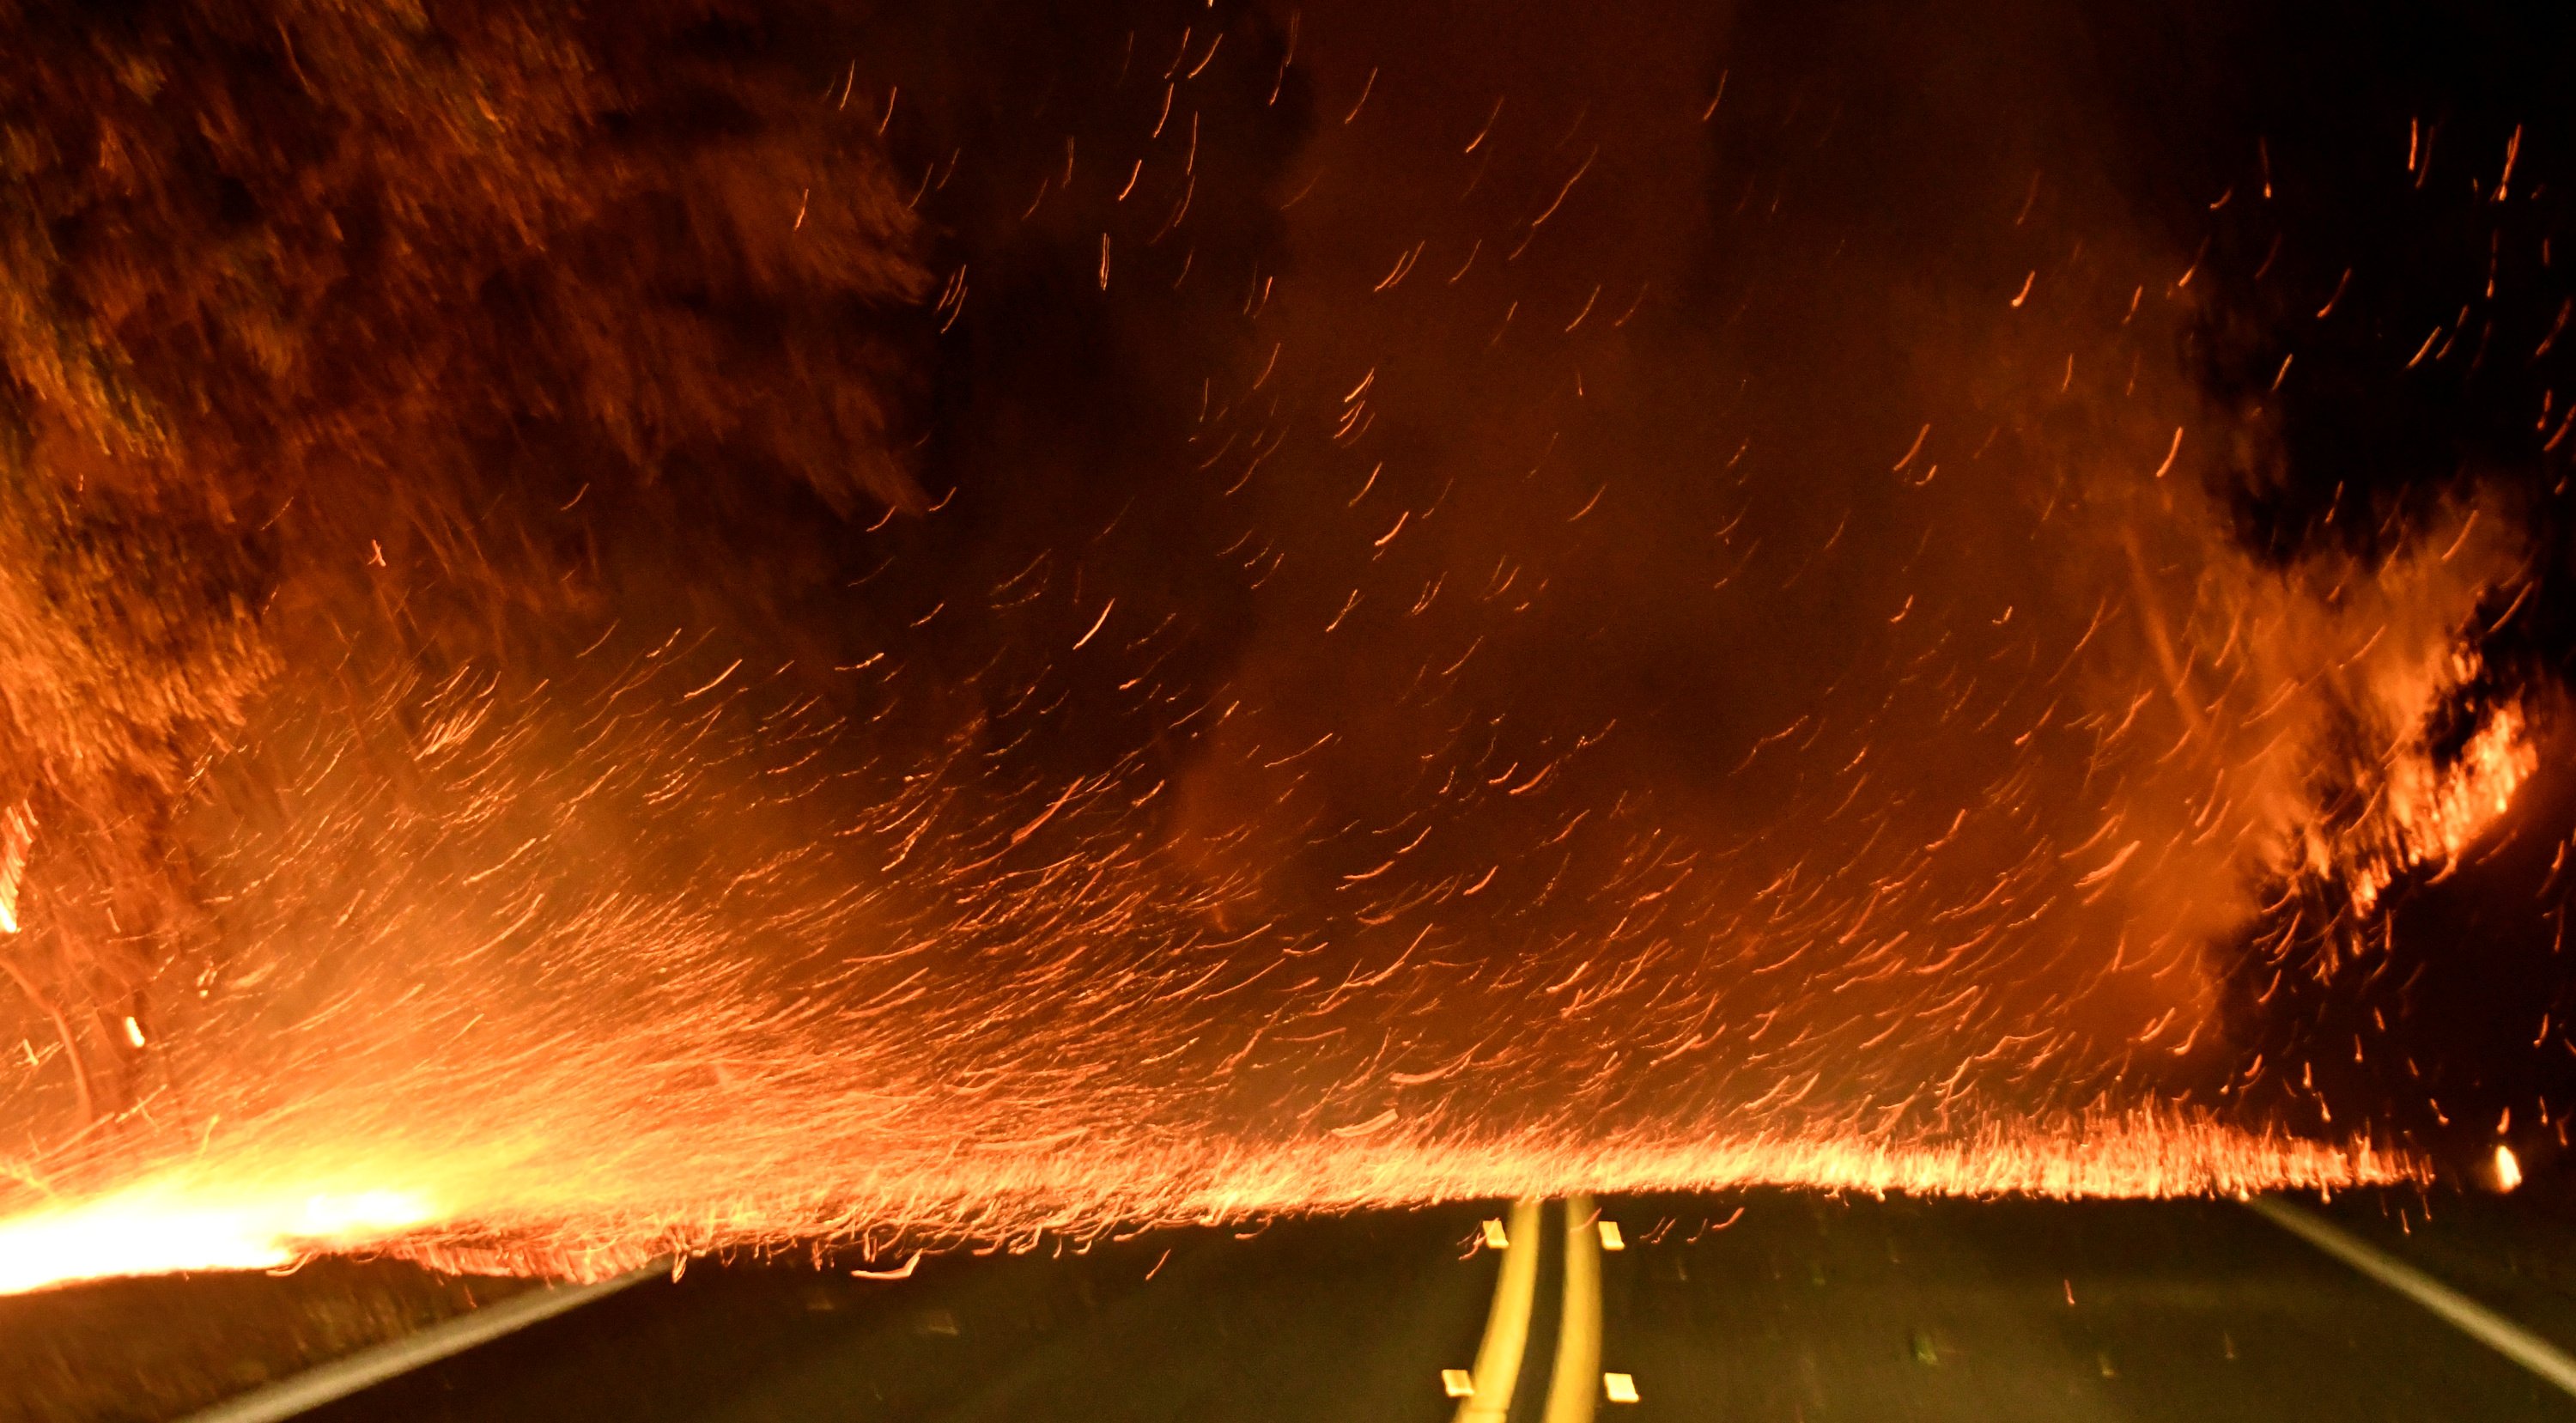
0,0,2568,1290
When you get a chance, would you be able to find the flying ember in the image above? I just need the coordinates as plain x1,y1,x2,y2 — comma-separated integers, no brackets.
2,0,2569,1295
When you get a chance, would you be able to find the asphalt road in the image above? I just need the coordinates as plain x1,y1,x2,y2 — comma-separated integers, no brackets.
282,1192,2576,1423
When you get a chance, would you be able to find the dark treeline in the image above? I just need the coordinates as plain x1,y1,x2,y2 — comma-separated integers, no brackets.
2093,1,2576,1165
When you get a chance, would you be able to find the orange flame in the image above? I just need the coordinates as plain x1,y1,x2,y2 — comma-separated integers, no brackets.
0,1110,2415,1294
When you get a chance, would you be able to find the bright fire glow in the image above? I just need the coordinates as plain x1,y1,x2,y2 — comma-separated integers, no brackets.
0,5,2551,1307
0,1181,434,1295
2305,661,2538,916
0,1111,2415,1294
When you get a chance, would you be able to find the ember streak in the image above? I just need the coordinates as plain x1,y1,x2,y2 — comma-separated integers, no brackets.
0,0,2567,1290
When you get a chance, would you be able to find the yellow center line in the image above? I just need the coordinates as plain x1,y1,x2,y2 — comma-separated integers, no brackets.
1455,1197,1546,1423
1542,1192,1604,1423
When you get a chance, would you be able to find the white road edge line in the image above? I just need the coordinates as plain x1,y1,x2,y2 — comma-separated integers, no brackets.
1455,1198,1546,1423
2249,1196,2576,1398
178,1262,666,1423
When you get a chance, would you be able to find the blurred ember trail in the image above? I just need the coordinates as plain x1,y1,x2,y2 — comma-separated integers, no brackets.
2,0,2570,1290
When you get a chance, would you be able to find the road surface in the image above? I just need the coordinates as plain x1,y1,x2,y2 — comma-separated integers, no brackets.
269,1191,2576,1423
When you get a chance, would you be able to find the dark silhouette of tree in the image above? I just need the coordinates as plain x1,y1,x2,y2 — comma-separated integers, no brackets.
0,0,925,1115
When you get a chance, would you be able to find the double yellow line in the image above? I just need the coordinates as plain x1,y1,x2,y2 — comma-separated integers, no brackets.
1452,1194,1608,1423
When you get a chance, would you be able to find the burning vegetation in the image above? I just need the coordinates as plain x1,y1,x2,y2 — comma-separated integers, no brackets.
0,0,2572,1290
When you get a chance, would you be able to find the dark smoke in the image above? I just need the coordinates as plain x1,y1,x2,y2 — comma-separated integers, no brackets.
1,0,2570,1219
2088,0,2576,1165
